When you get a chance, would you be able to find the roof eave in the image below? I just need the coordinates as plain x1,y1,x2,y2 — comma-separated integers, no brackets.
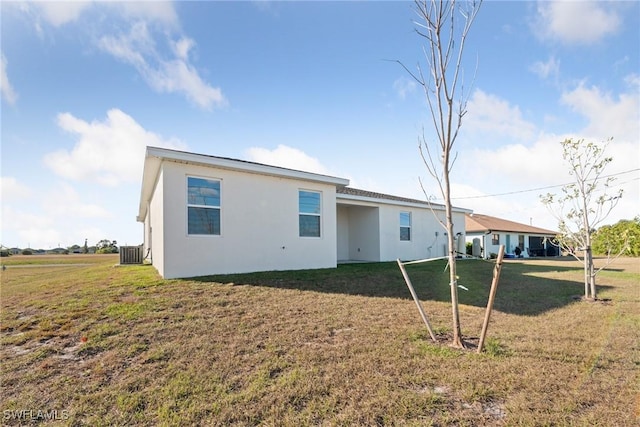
137,152,162,222
137,146,351,221
146,146,350,186
337,192,472,213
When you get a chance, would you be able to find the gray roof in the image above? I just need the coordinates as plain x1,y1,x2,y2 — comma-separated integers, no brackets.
337,187,446,208
466,213,557,235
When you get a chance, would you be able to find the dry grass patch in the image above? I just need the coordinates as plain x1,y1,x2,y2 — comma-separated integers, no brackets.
1,255,638,425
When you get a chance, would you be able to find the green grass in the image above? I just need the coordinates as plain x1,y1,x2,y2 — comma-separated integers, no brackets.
1,255,638,426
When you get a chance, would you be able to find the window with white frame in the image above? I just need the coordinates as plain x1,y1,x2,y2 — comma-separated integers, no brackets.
187,176,221,235
492,234,500,245
400,212,411,241
299,190,321,237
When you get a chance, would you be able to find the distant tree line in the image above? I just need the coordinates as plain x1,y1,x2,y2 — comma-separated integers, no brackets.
592,217,640,257
0,239,119,257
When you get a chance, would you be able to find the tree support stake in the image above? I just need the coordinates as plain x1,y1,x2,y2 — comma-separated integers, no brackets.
477,244,505,353
397,259,437,342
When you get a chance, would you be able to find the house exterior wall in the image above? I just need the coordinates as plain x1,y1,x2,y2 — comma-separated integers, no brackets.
336,203,382,262
378,206,466,261
336,205,350,261
154,161,338,278
147,167,165,276
346,206,380,261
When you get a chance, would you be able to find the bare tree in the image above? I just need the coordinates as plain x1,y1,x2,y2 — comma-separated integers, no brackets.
541,138,623,300
399,0,482,348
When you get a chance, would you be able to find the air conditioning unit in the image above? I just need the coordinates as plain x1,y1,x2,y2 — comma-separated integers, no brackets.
120,246,143,265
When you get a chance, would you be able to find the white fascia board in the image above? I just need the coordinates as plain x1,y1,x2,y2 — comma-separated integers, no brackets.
147,146,350,186
337,193,472,214
137,154,162,222
453,206,474,214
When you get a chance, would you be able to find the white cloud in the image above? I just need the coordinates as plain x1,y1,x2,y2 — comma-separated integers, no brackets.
448,182,545,227
459,46,638,218
530,56,559,80
1,204,112,249
1,52,18,105
0,177,31,202
393,76,417,100
534,1,621,45
244,145,331,175
452,130,639,231
19,1,221,109
117,2,178,28
1,178,126,248
1,206,59,248
172,37,194,61
1,182,129,248
99,23,227,110
560,82,640,142
28,1,177,29
464,89,537,141
44,108,185,186
625,73,640,89
461,136,566,188
37,1,91,27
44,183,111,219
98,21,151,68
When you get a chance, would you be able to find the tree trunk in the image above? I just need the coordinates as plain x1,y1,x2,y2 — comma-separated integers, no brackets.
587,247,597,299
444,173,463,348
582,187,595,300
583,253,589,299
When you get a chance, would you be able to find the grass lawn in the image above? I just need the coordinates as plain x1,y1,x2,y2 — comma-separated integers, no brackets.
1,254,638,426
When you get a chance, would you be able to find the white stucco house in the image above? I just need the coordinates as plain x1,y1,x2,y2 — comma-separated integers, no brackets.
137,147,471,279
465,213,558,259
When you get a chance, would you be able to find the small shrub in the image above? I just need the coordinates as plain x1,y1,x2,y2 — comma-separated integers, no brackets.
21,249,33,255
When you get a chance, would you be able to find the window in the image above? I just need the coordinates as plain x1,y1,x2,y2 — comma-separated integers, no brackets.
299,190,321,237
492,234,500,245
187,177,221,235
400,212,411,241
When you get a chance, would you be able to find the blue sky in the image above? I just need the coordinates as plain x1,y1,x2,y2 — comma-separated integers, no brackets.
1,1,639,249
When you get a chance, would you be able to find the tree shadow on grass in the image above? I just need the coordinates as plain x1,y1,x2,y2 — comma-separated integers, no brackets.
191,259,613,316
514,256,627,272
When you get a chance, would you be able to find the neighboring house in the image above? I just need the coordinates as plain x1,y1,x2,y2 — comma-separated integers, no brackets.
48,247,68,255
465,213,558,259
137,147,471,279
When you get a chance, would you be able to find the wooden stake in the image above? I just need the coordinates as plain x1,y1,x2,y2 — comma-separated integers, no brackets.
477,245,505,354
397,259,437,342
